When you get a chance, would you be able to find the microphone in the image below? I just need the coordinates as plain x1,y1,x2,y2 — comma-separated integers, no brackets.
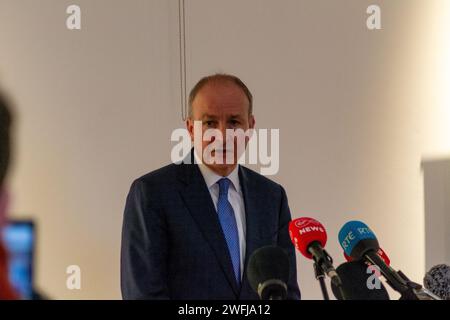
338,220,411,294
338,220,440,300
247,246,289,300
289,217,342,288
331,260,390,300
423,264,450,300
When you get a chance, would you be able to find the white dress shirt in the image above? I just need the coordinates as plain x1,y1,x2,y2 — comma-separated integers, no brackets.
194,152,247,280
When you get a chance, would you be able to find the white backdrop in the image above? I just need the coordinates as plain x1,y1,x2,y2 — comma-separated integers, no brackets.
0,0,449,299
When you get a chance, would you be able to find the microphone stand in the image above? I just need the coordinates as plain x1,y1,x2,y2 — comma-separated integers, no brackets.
313,262,330,300
367,254,440,300
397,271,441,300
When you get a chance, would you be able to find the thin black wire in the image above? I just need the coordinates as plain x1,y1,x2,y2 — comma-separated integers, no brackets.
178,0,187,121
182,0,187,121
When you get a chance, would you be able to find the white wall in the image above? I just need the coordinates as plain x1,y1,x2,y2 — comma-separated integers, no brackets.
0,0,449,299
423,159,450,272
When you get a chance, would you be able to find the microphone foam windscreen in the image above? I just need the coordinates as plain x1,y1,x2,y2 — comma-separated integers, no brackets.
331,261,390,300
247,246,290,294
423,264,450,300
289,217,327,259
338,221,379,259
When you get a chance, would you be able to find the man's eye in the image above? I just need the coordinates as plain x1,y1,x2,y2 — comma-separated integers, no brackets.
205,121,215,127
230,120,240,126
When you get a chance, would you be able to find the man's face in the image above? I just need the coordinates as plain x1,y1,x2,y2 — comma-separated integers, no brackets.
187,81,255,175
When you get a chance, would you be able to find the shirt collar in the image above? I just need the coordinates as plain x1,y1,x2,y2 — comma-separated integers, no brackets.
194,149,241,192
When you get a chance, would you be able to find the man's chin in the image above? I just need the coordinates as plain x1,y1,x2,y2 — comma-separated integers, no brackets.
203,151,234,164
204,160,237,167
204,162,238,176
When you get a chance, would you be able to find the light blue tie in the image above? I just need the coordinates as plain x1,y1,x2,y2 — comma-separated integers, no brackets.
216,178,241,286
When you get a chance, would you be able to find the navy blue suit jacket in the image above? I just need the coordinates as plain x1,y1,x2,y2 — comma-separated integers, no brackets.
121,152,301,300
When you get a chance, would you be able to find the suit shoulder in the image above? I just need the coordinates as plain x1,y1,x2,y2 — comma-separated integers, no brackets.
240,165,284,192
132,163,179,189
125,163,181,211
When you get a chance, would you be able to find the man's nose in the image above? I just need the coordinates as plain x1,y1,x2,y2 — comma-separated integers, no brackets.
214,123,225,142
216,123,233,144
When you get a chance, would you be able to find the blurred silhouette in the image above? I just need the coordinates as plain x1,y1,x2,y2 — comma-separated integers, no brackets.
0,89,19,299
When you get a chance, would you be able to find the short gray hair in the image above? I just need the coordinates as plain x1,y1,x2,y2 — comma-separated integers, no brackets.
188,73,253,118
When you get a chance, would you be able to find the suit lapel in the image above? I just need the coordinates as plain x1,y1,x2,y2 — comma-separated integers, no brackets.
177,154,240,296
238,166,266,296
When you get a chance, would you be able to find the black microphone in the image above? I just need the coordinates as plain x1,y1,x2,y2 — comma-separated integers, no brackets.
338,221,440,300
247,246,289,300
331,260,390,300
339,221,413,294
424,264,450,300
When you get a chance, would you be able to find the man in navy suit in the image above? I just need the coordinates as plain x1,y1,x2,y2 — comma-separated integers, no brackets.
121,74,301,299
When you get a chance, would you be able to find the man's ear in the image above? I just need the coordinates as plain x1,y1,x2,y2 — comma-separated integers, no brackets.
186,118,194,142
249,115,255,129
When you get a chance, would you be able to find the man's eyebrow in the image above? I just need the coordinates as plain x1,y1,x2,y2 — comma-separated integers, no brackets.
201,114,218,120
200,114,244,120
